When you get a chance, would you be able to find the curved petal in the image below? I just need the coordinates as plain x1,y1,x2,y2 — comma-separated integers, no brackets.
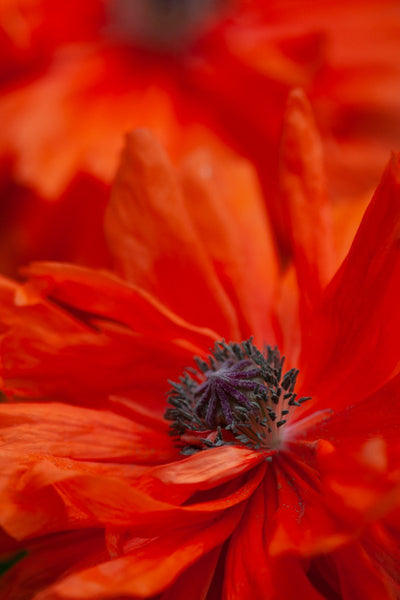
301,372,400,449
34,506,244,600
179,147,279,344
0,401,176,463
0,445,264,540
268,454,352,556
301,153,400,411
289,375,400,532
0,274,205,411
137,445,265,503
279,88,335,312
224,482,271,600
270,429,400,558
0,529,106,600
160,546,222,600
20,262,220,345
105,129,242,339
334,529,400,600
224,475,326,599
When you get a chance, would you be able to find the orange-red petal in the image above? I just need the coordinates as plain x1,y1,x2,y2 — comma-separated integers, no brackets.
224,475,326,599
301,153,400,411
136,445,265,503
0,272,209,412
35,506,244,599
279,88,335,310
0,529,106,600
0,401,175,463
105,129,245,339
179,147,279,344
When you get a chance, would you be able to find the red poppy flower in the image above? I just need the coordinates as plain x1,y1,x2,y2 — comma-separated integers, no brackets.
1,0,400,274
0,90,400,598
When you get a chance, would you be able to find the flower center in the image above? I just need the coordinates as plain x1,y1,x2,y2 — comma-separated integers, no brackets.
165,339,311,455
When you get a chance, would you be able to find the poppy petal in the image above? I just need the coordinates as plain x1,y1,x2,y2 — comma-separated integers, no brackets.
0,445,264,540
302,372,400,448
0,401,175,463
334,535,400,600
0,529,106,600
301,153,400,411
224,475,326,599
280,88,335,312
20,261,220,345
160,546,222,600
105,129,241,338
268,454,351,556
136,445,265,503
290,374,400,529
34,506,244,599
179,147,279,343
224,483,271,599
316,438,400,534
0,275,201,411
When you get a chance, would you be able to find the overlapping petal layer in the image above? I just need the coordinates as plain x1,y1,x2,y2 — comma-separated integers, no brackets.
0,124,399,598
106,130,278,340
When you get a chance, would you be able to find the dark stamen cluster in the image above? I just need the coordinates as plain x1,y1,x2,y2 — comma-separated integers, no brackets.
165,339,311,454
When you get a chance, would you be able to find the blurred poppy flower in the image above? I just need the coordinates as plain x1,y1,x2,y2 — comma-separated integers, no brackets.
0,98,399,598
0,0,400,273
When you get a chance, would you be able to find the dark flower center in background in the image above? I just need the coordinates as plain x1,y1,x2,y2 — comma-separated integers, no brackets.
107,0,230,49
166,340,311,455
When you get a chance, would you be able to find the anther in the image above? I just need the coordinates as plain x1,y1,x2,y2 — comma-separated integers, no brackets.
165,339,311,454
